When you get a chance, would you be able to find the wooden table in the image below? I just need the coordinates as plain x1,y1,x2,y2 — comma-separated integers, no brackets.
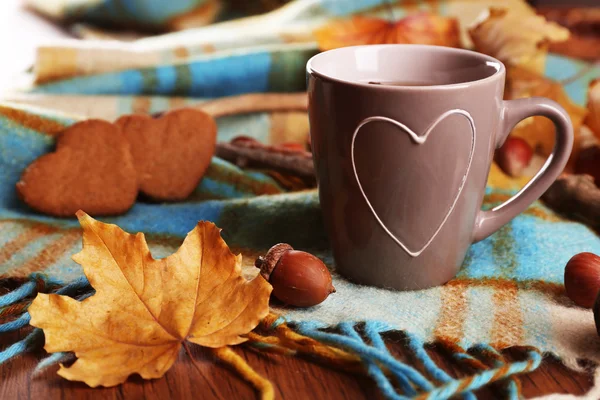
0,2,595,398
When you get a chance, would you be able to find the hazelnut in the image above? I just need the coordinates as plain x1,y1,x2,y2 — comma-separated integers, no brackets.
495,137,533,177
255,243,335,307
564,252,600,308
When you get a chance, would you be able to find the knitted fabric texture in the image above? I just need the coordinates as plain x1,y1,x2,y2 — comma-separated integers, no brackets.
1,1,600,399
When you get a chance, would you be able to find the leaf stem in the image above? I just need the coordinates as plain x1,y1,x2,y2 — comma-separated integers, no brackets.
183,341,204,375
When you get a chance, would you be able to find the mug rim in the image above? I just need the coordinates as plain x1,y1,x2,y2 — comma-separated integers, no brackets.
306,44,505,91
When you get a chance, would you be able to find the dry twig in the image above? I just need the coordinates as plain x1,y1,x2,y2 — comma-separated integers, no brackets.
215,137,315,179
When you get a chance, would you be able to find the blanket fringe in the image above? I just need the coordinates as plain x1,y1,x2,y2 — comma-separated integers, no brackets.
213,346,275,400
437,341,522,398
0,276,545,399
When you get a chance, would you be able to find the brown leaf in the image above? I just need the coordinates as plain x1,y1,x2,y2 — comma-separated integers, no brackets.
443,0,534,47
29,212,272,387
505,67,587,164
314,12,460,51
469,6,569,74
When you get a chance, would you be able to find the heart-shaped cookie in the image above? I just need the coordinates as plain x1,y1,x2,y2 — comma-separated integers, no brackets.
351,109,476,257
116,108,217,201
16,120,138,217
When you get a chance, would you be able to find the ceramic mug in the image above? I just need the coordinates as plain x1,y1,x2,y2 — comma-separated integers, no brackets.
306,44,573,290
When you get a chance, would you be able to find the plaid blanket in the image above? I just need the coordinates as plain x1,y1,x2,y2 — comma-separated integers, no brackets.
3,1,600,398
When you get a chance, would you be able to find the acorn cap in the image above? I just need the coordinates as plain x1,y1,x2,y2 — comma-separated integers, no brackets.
255,243,294,280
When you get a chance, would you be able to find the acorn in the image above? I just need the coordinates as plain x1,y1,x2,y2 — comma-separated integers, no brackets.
564,252,600,308
255,243,335,307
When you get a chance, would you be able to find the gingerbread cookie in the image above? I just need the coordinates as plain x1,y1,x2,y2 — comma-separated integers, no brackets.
16,120,138,217
116,108,217,201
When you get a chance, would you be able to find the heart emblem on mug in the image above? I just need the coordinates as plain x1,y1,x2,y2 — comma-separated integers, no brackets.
351,109,476,257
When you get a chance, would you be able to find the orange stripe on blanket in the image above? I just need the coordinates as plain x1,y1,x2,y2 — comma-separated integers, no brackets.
0,224,58,265
490,224,525,348
131,97,152,114
491,281,524,348
434,280,469,343
173,47,190,59
269,112,309,145
9,229,81,278
0,105,67,136
168,97,188,111
451,278,564,298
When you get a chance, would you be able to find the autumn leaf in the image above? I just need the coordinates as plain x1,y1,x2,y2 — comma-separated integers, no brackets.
585,79,600,139
443,0,534,47
314,12,460,51
29,212,272,387
505,66,587,165
469,6,569,74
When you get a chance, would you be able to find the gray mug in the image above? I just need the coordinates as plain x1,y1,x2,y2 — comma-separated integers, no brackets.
306,44,573,290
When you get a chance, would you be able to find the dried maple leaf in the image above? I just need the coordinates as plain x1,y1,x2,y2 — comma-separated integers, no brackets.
469,7,569,74
314,12,460,51
29,212,272,387
505,66,587,166
586,79,600,139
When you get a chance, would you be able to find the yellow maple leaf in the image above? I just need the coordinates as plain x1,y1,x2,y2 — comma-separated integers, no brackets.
314,12,460,51
469,7,569,74
29,211,272,387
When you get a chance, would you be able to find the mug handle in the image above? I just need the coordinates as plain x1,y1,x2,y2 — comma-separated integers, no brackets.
472,97,574,242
